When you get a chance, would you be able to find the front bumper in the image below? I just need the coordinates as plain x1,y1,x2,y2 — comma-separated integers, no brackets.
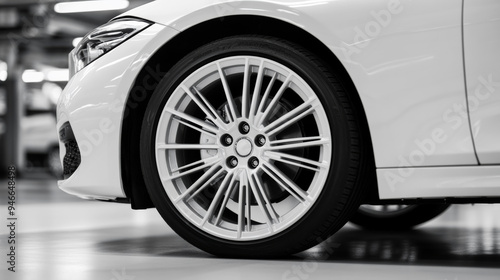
56,23,178,200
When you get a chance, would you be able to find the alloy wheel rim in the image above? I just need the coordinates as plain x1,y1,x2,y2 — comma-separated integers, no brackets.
155,56,332,240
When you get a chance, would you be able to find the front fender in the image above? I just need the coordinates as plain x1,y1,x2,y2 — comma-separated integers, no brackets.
119,0,346,60
120,0,478,174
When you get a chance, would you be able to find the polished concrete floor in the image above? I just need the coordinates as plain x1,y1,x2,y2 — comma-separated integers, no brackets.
1,173,500,279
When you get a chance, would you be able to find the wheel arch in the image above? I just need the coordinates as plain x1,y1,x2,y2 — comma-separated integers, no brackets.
121,15,377,210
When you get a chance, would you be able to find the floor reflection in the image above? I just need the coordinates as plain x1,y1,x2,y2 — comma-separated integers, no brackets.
94,225,500,267
299,227,500,268
95,228,211,258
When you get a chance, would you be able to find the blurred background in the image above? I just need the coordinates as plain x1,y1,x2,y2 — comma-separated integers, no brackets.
0,1,499,279
0,0,153,179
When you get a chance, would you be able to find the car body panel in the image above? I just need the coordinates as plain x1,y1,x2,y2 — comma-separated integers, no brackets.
57,0,500,201
463,0,500,164
21,113,58,153
378,165,500,199
121,0,478,168
57,23,178,199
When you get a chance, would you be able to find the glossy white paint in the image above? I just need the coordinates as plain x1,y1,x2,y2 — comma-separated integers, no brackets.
57,0,500,201
57,24,179,199
464,0,500,164
378,166,500,199
121,0,477,168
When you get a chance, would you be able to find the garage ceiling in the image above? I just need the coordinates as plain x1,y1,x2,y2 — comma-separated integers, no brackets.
0,0,153,69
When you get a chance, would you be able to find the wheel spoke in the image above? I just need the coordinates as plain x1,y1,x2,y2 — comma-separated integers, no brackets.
242,171,252,232
185,169,226,202
182,84,228,130
237,172,246,239
257,74,293,127
254,72,277,126
171,156,218,173
216,62,239,122
166,157,221,181
200,171,235,226
264,151,327,172
175,117,217,137
249,60,266,124
252,173,279,222
214,173,238,225
174,164,224,203
248,171,275,230
265,136,329,151
261,162,311,204
165,107,218,134
264,99,318,136
241,58,251,119
157,143,219,150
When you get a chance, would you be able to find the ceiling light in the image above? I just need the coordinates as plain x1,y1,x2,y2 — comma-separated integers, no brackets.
46,69,70,82
54,0,129,14
22,69,44,83
0,61,7,82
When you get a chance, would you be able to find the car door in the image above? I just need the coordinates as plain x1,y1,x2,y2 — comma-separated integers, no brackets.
464,0,500,164
330,0,478,169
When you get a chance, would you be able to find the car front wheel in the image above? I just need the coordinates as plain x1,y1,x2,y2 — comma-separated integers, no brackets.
140,36,371,257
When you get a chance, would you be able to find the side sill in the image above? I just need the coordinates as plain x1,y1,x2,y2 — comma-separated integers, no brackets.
378,165,500,199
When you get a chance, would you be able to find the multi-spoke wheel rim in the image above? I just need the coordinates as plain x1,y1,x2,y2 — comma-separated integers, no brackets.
155,56,332,241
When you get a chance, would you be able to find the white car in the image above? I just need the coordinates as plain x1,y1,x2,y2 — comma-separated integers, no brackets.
22,113,62,177
57,0,500,257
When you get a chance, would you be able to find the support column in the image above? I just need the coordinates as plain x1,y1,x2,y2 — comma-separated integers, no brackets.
0,42,22,176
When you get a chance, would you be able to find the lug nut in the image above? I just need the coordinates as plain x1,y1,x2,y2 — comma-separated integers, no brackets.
255,135,266,147
239,122,250,134
221,134,233,146
227,156,238,168
248,157,259,169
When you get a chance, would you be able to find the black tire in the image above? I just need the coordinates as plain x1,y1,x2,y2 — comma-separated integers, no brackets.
350,204,450,230
140,35,372,257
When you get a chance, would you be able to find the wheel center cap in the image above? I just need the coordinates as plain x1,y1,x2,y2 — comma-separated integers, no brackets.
235,138,253,157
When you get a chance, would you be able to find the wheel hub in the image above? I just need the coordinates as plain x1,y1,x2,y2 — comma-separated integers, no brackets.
235,137,253,157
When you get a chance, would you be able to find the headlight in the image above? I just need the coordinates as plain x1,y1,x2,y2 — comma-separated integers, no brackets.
69,18,151,78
